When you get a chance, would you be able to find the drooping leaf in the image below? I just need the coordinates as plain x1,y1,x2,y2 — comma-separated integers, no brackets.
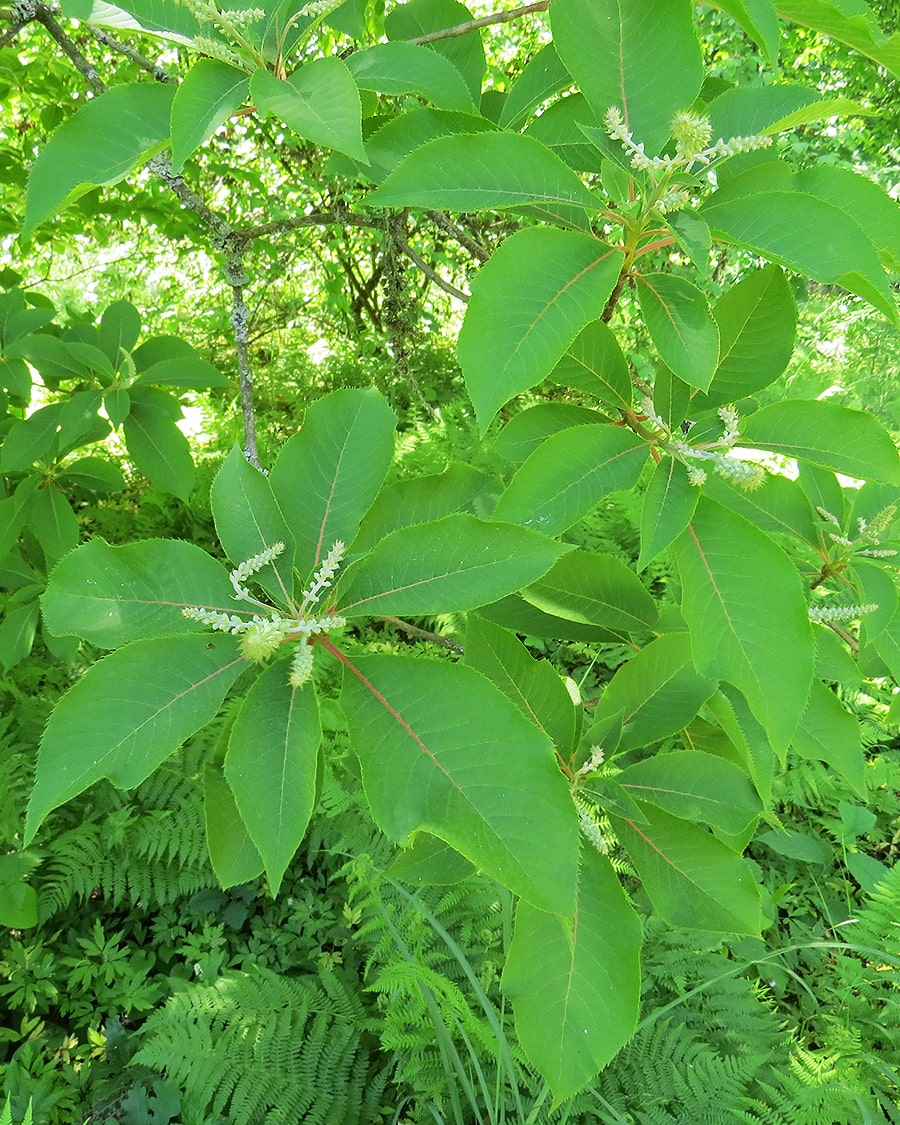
705,687,776,807
613,804,763,934
552,0,702,154
388,834,475,886
777,0,900,79
466,614,577,754
25,634,245,843
226,660,321,895
638,457,699,570
637,273,719,391
250,60,367,163
714,0,780,63
0,601,39,672
367,133,597,212
522,550,658,635
549,319,633,409
97,298,141,366
58,457,125,496
792,680,866,798
171,60,250,172
0,405,62,472
492,425,648,534
854,560,898,643
795,164,900,273
336,514,571,617
210,445,295,602
347,42,475,112
741,400,900,484
30,486,79,567
204,765,264,889
673,497,814,755
269,388,396,578
123,400,194,500
132,357,230,388
24,82,176,237
457,228,624,432
617,750,761,834
41,538,241,647
341,654,580,915
585,633,717,754
503,848,641,1102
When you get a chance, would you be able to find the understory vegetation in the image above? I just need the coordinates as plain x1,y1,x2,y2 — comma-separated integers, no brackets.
1,0,900,1122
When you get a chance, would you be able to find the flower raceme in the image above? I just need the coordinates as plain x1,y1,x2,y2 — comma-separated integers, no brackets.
181,540,347,688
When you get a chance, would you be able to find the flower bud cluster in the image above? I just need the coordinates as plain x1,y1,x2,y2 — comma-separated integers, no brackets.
574,745,605,781
808,602,879,624
641,399,765,490
181,540,348,688
816,503,898,559
576,803,608,855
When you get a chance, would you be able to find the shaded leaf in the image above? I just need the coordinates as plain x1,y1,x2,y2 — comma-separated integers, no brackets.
171,60,250,172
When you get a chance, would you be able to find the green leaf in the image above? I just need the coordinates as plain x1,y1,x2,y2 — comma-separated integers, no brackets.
364,107,498,179
347,42,475,112
171,60,249,172
667,211,712,276
757,827,831,864
503,848,641,1102
672,496,814,755
104,388,131,428
28,486,79,567
23,82,176,237
25,634,245,843
352,464,491,552
637,274,719,391
701,472,819,546
58,457,125,493
0,879,38,929
585,633,717,754
477,595,631,644
342,654,580,915
337,514,571,617
795,165,900,273
617,750,761,834
741,400,900,484
0,600,39,671
494,404,605,464
549,319,633,410
580,776,647,823
492,425,649,534
210,445,295,602
777,0,900,79
0,478,39,558
792,680,866,798
269,388,396,579
226,660,321,895
457,228,624,432
614,804,762,934
0,405,62,472
764,96,878,133
714,0,780,63
522,550,658,635
388,834,475,886
524,94,605,174
854,559,898,643
250,60,367,163
123,400,194,500
5,334,90,382
638,457,699,570
706,688,776,807
97,298,142,365
466,615,577,754
701,182,898,322
385,0,486,101
551,0,702,153
132,356,229,388
498,43,570,129
367,133,597,212
707,83,820,140
204,765,265,889
697,265,796,406
42,537,240,647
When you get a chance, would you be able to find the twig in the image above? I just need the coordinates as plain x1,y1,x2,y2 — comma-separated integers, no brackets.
86,24,174,83
392,230,470,303
32,1,105,94
224,250,262,471
426,210,490,263
409,1,550,44
0,17,26,47
379,616,465,654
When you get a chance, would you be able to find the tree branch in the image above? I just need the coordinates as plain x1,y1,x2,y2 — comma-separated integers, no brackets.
224,250,262,471
379,616,465,654
86,24,174,83
426,210,491,263
31,1,105,94
392,230,470,303
408,1,550,44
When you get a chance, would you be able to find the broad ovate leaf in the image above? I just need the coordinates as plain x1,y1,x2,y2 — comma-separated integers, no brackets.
672,496,814,755
341,654,580,915
503,848,641,1102
26,635,245,843
336,514,571,617
42,538,241,647
458,228,624,432
637,273,719,391
171,60,249,172
24,82,176,237
226,660,322,895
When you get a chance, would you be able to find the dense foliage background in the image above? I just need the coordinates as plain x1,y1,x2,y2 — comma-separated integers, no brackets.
1,0,899,1122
